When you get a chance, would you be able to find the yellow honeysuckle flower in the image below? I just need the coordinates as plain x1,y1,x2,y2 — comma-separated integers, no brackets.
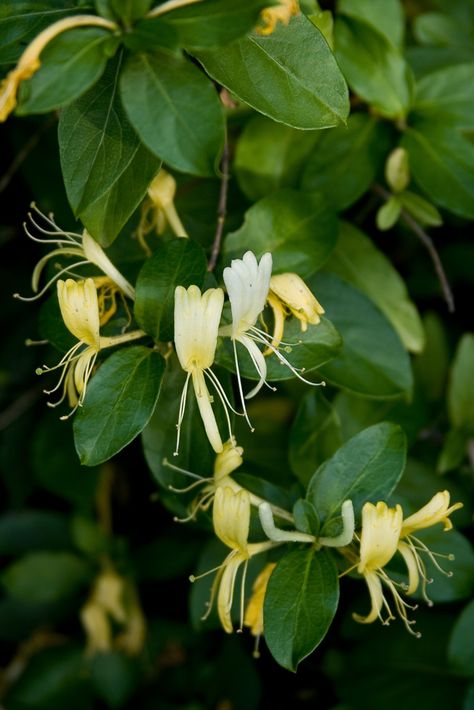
0,15,117,122
36,278,144,416
136,170,188,254
244,562,276,650
80,601,113,655
174,284,236,454
14,204,135,302
256,0,299,36
267,272,324,350
401,490,463,538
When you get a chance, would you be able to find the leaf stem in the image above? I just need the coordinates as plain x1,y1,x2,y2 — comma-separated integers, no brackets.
373,183,455,313
208,136,230,272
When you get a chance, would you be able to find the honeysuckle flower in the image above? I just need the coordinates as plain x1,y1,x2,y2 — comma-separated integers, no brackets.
136,170,188,254
220,251,324,427
174,284,235,454
14,204,135,302
0,15,117,122
37,278,145,416
244,562,276,645
192,486,276,633
267,273,325,349
256,0,299,36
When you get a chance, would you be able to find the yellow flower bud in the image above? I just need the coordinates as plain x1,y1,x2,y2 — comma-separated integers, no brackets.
256,0,299,36
385,147,410,193
244,562,276,638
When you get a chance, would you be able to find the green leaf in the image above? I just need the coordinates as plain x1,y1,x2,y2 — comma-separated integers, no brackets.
448,334,474,433
326,222,425,353
414,311,449,401
216,314,342,382
401,122,474,219
448,600,474,677
74,346,165,465
301,113,394,211
311,272,413,398
149,0,267,50
90,652,139,708
0,510,72,555
120,50,224,176
59,53,161,246
196,14,349,129
413,11,468,48
289,391,342,487
307,422,406,534
223,190,338,278
235,114,319,201
134,238,208,342
107,0,153,24
338,0,405,48
412,63,474,130
438,428,469,474
17,27,112,114
376,195,401,230
398,190,442,226
334,16,413,119
2,552,90,604
264,548,339,671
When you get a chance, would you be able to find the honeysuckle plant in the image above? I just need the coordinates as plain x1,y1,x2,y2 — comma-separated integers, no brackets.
1,0,473,706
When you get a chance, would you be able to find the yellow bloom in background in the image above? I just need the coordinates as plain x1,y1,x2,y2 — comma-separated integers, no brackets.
0,15,117,122
256,0,299,36
174,285,230,454
267,272,325,349
136,170,189,254
244,562,276,651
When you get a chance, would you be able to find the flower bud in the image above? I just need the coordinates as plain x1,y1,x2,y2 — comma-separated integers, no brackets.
385,147,410,193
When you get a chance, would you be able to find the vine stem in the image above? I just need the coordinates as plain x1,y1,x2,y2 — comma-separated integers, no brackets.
373,183,455,313
208,137,230,272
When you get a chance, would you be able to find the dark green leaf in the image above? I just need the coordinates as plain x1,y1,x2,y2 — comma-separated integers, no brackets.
74,346,165,465
17,27,112,114
334,16,413,119
0,510,72,555
107,0,153,24
59,53,161,245
293,499,320,536
223,190,338,278
264,548,339,671
398,191,442,226
338,0,405,47
301,113,394,211
196,14,349,129
448,334,474,432
120,50,224,176
448,600,474,677
2,552,90,604
312,272,413,398
411,63,474,130
90,652,139,708
134,238,208,342
307,422,407,534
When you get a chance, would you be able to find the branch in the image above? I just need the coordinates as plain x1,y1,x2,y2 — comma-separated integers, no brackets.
208,137,230,272
373,184,455,313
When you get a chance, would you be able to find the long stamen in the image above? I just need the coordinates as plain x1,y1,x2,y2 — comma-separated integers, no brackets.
233,339,254,432
14,260,89,301
238,559,249,633
174,372,191,456
162,457,207,482
250,328,326,387
203,370,234,441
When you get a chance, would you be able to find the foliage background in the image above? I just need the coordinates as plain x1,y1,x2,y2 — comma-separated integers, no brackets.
0,0,473,708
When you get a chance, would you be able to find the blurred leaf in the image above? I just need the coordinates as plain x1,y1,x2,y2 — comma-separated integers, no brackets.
414,311,449,401
376,195,401,230
134,238,208,342
301,113,394,211
338,0,405,47
2,552,91,604
448,600,474,677
413,11,469,47
437,428,469,474
223,189,338,278
411,63,474,130
0,510,72,555
398,191,443,226
264,547,339,671
90,652,139,708
307,422,406,534
334,16,413,119
120,50,224,176
312,272,413,398
17,27,112,114
74,346,165,465
59,53,161,245
326,222,425,353
235,114,319,201
196,14,349,129
448,334,474,432
289,390,342,487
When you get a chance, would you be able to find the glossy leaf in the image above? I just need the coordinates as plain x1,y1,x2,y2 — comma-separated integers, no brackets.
17,27,112,114
264,548,339,671
448,334,474,432
223,190,338,278
2,552,90,604
196,14,349,129
326,222,425,353
334,16,413,119
448,600,474,677
59,54,161,245
120,50,224,176
74,346,165,465
134,238,208,343
311,272,413,398
338,0,405,48
307,422,406,534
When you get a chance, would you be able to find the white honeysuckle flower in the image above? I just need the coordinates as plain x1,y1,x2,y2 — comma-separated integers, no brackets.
220,250,324,428
174,284,238,455
14,204,135,302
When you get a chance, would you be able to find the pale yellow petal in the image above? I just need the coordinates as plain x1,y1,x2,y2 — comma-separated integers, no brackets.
353,570,384,624
358,501,403,573
397,540,420,595
401,491,463,538
57,278,101,348
244,562,276,637
213,486,250,551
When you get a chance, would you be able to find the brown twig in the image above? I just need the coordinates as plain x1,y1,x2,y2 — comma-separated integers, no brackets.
0,115,57,194
0,388,40,431
373,183,455,313
208,137,230,272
